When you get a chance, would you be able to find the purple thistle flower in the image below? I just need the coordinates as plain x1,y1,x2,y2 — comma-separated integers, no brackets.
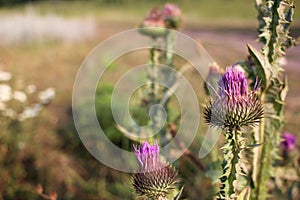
133,141,160,170
162,3,182,29
162,3,182,18
132,142,179,199
218,66,248,98
281,132,297,151
141,7,165,28
204,65,263,129
139,7,167,37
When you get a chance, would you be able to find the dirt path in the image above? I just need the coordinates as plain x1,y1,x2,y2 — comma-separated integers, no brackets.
186,28,299,71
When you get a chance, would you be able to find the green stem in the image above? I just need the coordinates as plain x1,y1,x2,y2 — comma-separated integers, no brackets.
148,39,163,134
165,31,174,68
163,31,175,133
148,42,159,105
228,135,238,196
252,93,265,199
218,128,242,199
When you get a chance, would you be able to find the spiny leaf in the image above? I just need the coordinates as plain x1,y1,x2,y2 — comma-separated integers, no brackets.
247,44,272,91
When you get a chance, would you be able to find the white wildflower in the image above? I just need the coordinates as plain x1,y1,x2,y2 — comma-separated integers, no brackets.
38,87,55,104
18,104,42,121
3,108,17,119
0,102,6,111
0,84,12,102
13,90,27,102
26,84,37,94
0,70,12,81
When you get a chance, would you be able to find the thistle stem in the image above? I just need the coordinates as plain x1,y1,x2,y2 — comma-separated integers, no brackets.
148,40,161,133
218,128,242,199
165,31,174,68
252,93,265,200
148,41,159,104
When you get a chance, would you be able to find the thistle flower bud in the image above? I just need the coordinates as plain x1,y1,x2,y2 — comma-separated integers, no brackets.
204,66,263,129
204,63,222,97
132,142,178,199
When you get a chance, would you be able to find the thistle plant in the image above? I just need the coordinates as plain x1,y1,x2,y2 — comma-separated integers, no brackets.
133,3,183,135
244,1,297,199
132,142,179,200
129,6,192,199
204,66,263,199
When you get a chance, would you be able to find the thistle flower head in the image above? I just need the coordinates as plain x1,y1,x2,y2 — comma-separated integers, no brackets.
281,132,297,151
139,7,167,37
204,65,263,129
132,142,178,199
142,7,165,28
133,141,160,170
162,3,181,18
162,3,182,29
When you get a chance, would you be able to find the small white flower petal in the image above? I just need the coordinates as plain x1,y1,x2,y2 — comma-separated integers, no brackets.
3,108,17,119
0,84,12,102
0,70,12,81
26,84,37,94
0,102,6,111
38,87,55,104
18,104,42,121
13,91,27,102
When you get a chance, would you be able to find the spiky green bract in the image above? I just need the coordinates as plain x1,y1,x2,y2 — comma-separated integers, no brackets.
132,164,178,200
204,93,263,130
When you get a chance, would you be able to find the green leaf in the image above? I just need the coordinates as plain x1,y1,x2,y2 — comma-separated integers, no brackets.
247,44,272,90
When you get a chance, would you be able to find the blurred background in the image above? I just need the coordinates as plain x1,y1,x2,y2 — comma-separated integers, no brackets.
0,0,299,199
